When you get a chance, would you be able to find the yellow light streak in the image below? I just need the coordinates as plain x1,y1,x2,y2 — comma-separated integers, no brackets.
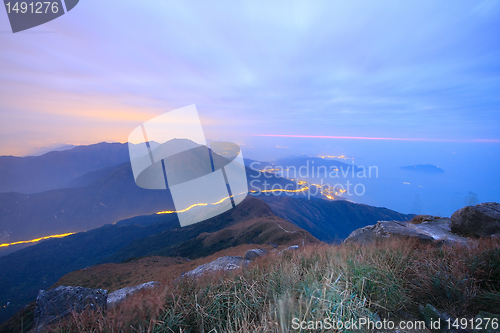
257,168,289,173
156,193,240,215
0,232,75,248
255,186,309,194
156,186,313,215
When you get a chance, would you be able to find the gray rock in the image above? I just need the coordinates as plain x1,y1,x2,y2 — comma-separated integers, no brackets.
244,248,268,260
344,218,468,246
419,304,471,333
107,281,160,309
278,245,300,254
345,221,434,244
451,202,500,237
34,286,107,331
410,217,469,246
183,256,250,278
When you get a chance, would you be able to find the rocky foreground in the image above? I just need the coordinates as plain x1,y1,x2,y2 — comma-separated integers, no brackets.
345,202,500,246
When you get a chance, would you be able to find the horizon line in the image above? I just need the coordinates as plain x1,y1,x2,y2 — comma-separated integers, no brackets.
253,134,500,143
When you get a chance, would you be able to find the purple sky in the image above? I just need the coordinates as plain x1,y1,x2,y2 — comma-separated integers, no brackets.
1,1,499,155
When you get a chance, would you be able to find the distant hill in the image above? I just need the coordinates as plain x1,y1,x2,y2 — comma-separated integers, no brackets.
261,196,414,243
272,156,362,179
0,142,130,194
104,198,318,263
26,144,76,157
399,164,445,173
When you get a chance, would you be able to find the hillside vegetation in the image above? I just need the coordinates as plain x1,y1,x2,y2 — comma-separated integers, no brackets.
23,237,500,333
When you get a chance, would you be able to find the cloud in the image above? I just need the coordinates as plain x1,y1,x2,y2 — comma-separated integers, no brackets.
1,0,499,154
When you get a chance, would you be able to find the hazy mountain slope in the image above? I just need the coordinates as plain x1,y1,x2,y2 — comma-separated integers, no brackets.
66,164,120,188
102,197,282,262
261,196,414,242
0,162,175,245
0,142,129,194
167,214,319,259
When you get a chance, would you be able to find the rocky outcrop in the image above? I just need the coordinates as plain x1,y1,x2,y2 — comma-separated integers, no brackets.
182,256,250,278
107,281,160,309
34,286,107,332
244,248,268,260
451,202,500,237
344,218,468,246
183,248,274,278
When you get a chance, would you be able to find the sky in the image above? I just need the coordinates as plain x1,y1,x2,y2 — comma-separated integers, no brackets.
1,0,500,156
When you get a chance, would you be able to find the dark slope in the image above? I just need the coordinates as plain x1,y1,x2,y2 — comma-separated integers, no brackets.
0,213,179,324
261,195,414,243
0,142,129,194
102,197,279,262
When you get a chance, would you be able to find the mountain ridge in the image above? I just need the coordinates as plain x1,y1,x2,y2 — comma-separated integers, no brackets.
0,142,130,194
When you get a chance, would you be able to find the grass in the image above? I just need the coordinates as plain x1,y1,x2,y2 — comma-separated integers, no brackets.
25,238,500,332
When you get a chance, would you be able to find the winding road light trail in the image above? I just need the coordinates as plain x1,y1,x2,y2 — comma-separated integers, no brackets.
156,186,311,215
0,232,76,248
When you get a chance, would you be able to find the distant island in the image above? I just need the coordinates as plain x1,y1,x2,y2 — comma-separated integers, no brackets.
399,164,445,173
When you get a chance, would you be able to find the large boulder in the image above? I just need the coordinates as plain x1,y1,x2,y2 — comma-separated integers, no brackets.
345,221,434,244
107,281,160,309
451,202,500,237
244,248,268,260
34,286,107,331
344,218,468,246
182,256,249,278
